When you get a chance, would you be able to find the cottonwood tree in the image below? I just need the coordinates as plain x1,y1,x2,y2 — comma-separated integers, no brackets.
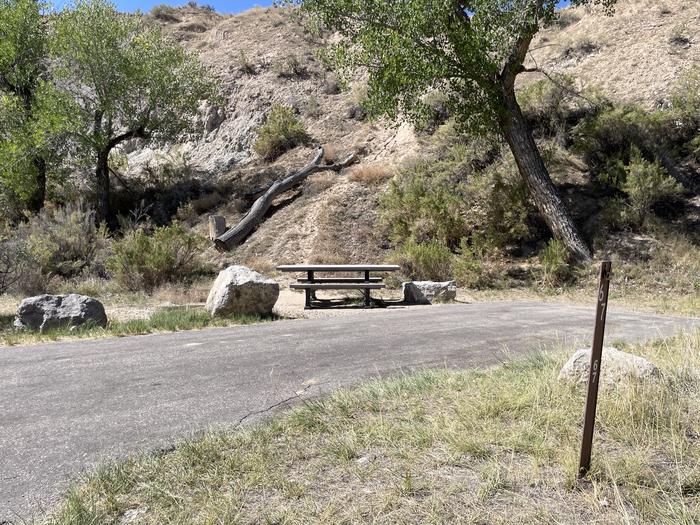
293,0,617,262
0,0,55,212
52,0,219,223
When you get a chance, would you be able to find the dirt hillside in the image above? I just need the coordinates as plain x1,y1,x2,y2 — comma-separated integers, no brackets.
128,0,699,267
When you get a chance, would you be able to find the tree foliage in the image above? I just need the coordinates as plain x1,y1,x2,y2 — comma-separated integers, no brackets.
51,0,220,220
0,0,55,213
295,0,614,135
293,0,616,262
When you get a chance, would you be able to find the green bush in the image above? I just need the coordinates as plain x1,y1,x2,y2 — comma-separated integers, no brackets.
275,55,307,78
573,104,695,188
390,240,454,282
150,4,180,22
252,105,308,161
0,237,34,294
539,238,571,286
21,204,110,281
107,223,207,292
621,148,682,228
517,75,583,141
381,141,531,251
670,67,700,117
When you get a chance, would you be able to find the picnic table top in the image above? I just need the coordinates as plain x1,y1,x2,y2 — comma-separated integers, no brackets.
276,264,401,272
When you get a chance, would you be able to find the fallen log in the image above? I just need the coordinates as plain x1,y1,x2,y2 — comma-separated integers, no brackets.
214,148,356,251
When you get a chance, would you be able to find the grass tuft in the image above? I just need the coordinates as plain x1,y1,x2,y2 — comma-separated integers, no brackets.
0,306,275,346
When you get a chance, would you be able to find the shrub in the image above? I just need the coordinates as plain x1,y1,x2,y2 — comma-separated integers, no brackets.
670,67,700,117
415,90,452,134
622,148,683,228
347,165,394,185
517,75,587,142
150,4,180,22
486,166,531,247
252,105,308,161
539,238,571,286
562,37,599,60
390,240,454,282
21,204,110,281
381,141,530,251
0,237,34,294
275,55,306,78
573,104,695,187
107,223,207,292
236,51,256,75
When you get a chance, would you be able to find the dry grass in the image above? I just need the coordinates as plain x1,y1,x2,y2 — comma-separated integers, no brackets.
44,330,700,524
347,164,395,185
0,306,274,347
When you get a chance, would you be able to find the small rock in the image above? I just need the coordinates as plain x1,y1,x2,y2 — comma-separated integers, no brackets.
14,294,108,332
118,507,149,524
205,265,279,317
356,453,377,465
402,281,457,305
559,347,661,387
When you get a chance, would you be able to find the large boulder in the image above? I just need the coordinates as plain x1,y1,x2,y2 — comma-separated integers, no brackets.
206,265,279,317
14,294,108,332
559,347,661,387
402,280,457,305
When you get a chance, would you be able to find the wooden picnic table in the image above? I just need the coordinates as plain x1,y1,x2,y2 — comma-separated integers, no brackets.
276,264,401,309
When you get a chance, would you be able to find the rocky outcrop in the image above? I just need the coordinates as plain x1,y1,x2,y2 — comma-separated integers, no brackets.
402,281,457,305
14,294,108,332
206,265,279,317
559,347,661,386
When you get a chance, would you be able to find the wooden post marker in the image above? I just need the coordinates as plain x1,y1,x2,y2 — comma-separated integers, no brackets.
208,215,226,241
578,260,612,478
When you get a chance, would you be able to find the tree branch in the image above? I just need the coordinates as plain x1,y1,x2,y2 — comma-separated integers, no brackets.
107,125,149,150
215,148,357,251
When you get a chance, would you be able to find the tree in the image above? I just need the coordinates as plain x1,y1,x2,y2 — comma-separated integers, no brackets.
293,0,616,262
51,0,219,223
0,0,51,212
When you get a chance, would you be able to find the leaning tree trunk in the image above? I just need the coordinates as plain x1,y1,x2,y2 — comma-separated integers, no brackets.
94,150,111,225
215,148,356,251
499,86,592,263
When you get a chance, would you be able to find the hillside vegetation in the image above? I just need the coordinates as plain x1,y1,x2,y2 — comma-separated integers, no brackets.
0,0,698,315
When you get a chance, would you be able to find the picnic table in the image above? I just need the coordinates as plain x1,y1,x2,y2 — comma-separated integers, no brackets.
276,264,401,309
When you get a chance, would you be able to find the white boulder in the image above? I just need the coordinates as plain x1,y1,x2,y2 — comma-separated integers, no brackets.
402,280,457,305
559,347,661,386
14,294,108,332
206,265,279,317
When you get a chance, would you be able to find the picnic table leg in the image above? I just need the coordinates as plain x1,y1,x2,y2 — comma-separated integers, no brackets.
305,270,314,309
363,270,371,308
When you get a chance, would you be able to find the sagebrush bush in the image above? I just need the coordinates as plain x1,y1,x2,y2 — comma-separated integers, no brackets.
517,75,585,142
381,138,531,251
415,90,452,134
389,240,454,282
274,55,306,78
670,67,700,117
253,105,308,161
21,204,111,281
150,4,180,22
622,148,683,228
0,237,34,294
573,104,695,187
107,223,207,292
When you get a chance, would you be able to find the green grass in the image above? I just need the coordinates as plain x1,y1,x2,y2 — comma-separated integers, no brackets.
0,307,276,346
44,330,700,524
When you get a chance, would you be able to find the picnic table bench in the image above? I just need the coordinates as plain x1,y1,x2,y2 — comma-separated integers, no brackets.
276,264,400,309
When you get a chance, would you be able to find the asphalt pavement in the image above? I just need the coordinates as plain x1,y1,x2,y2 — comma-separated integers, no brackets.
1,301,698,522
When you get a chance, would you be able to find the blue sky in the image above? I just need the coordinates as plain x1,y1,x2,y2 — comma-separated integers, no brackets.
55,0,570,15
